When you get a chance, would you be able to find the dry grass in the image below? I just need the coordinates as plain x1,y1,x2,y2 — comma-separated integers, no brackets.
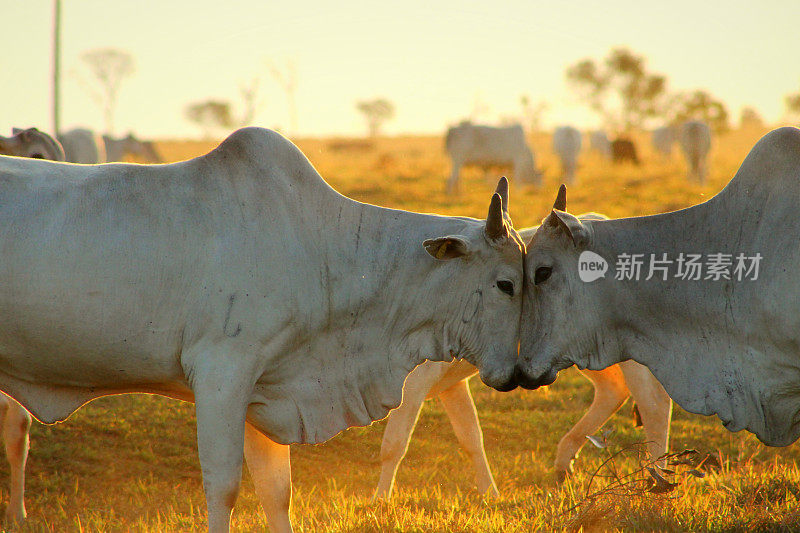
8,127,799,531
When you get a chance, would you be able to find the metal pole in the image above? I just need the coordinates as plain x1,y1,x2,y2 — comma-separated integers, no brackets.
52,0,61,135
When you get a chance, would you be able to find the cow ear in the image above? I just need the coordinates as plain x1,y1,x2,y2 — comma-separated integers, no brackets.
544,210,589,248
13,128,32,141
423,236,471,260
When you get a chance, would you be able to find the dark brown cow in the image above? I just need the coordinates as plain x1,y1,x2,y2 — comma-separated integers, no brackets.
611,138,639,165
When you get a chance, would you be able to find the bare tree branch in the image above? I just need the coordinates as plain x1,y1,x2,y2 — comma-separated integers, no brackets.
79,48,136,134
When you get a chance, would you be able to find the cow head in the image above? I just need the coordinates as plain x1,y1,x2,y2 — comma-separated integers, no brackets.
516,184,608,389
5,127,66,161
422,177,525,392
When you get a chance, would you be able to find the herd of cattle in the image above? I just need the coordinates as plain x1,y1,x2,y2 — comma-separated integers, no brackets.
0,127,162,165
445,120,713,190
0,123,796,533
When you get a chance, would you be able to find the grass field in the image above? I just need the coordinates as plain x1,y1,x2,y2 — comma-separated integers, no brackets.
10,126,800,532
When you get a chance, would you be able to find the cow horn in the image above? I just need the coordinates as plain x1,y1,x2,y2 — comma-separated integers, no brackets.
495,177,509,213
553,184,567,211
485,193,507,240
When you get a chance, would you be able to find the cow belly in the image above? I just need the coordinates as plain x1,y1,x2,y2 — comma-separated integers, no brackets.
0,302,188,423
0,289,186,389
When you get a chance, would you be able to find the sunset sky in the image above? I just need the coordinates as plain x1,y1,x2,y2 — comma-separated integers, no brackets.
2,0,799,138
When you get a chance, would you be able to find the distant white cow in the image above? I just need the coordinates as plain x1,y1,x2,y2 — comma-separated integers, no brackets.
0,128,64,161
103,133,162,163
652,126,675,158
446,122,540,192
372,217,671,498
552,126,582,185
589,130,611,159
0,128,525,532
57,128,106,163
679,121,712,184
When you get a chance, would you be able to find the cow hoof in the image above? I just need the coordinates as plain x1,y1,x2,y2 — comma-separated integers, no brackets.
4,512,26,530
371,491,390,503
480,485,500,499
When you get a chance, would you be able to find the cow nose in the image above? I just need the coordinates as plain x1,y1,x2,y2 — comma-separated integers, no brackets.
513,364,557,390
492,376,518,392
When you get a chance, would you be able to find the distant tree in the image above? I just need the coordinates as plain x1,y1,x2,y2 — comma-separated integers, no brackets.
520,95,548,133
237,78,262,128
185,100,234,139
786,87,800,120
356,98,395,137
739,106,765,130
79,48,136,134
566,47,668,132
671,90,730,133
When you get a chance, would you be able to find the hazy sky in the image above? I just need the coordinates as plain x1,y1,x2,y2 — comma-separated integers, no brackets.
2,0,799,138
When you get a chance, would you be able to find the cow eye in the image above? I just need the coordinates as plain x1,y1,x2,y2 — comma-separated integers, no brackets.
496,280,514,296
534,266,552,285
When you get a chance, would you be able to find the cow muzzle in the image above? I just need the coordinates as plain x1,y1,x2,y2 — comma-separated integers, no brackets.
513,364,557,390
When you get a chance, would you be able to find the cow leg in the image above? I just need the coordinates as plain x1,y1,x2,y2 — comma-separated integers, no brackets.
565,163,577,186
192,363,251,533
373,365,441,500
3,397,30,526
244,423,293,533
447,162,461,193
698,158,708,186
438,379,498,497
554,366,629,482
619,361,672,467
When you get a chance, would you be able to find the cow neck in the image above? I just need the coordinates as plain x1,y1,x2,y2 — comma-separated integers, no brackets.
586,200,716,365
250,197,480,444
316,197,477,368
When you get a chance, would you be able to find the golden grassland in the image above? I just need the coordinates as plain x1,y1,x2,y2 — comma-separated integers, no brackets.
11,126,800,531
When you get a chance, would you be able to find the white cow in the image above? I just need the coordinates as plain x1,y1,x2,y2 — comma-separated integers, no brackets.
589,130,611,159
552,126,582,185
57,128,106,163
517,127,800,448
446,122,541,192
679,120,712,184
372,218,671,499
0,127,525,532
652,126,675,158
0,128,64,161
103,133,162,163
